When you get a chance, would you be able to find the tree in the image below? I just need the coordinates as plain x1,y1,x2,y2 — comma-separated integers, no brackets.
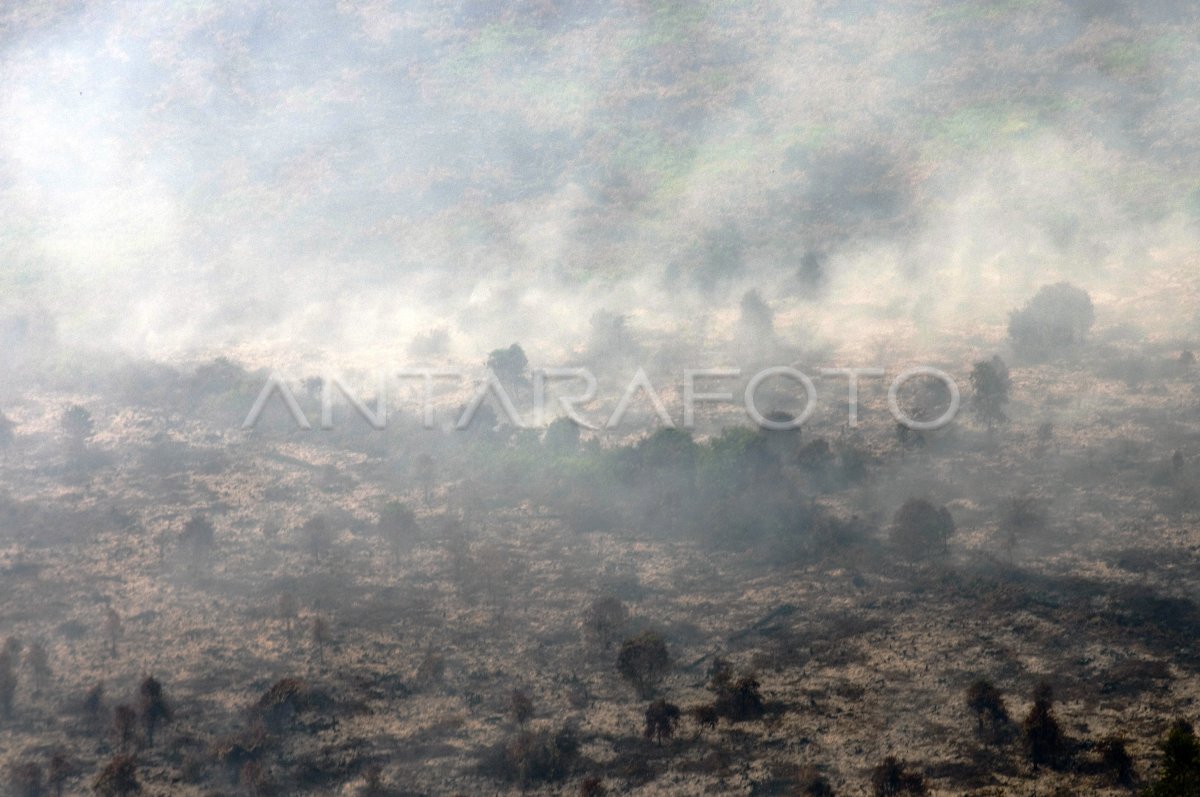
509,688,534,726
1022,682,1064,770
579,775,607,796
112,704,137,751
998,496,1045,562
415,649,445,690
738,289,774,338
179,514,215,566
379,501,418,564
91,755,139,796
138,676,172,747
103,608,122,657
965,678,1009,737
616,632,670,698
543,417,582,453
61,405,95,453
689,704,719,732
255,677,308,730
970,356,1010,436
487,343,530,392
0,648,15,719
484,724,580,785
1008,282,1094,360
643,699,681,746
870,757,926,796
309,616,331,663
302,515,331,563
1145,719,1200,797
715,674,766,722
415,453,436,506
890,499,955,561
1097,735,1134,787
82,682,107,734
24,640,50,693
583,596,628,651
797,766,835,796
48,751,71,797
277,592,299,634
8,761,44,797
0,411,15,457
